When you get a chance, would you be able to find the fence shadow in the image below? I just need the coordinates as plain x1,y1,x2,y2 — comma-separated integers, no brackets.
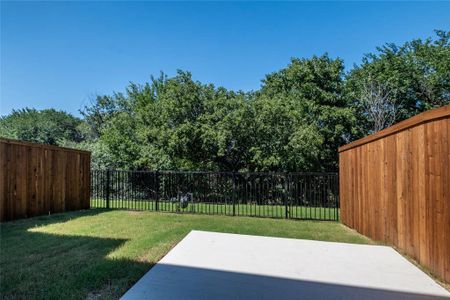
0,208,108,226
0,210,152,299
123,263,450,300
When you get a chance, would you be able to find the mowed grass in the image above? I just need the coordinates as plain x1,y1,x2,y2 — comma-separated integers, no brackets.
91,199,340,220
0,209,371,300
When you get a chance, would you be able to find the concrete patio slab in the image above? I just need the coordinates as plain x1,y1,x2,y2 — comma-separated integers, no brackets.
122,231,450,300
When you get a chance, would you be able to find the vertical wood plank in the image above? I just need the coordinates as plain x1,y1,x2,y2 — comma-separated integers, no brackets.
445,118,450,283
0,138,90,222
339,105,450,284
0,142,7,221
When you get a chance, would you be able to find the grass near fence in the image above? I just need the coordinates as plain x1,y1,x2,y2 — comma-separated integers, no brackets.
90,199,339,220
1,209,369,299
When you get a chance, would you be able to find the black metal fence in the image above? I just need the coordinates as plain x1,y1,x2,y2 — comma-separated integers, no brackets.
91,170,339,221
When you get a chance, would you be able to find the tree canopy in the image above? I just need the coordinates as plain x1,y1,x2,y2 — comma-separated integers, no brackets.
0,108,84,145
1,30,449,171
346,30,450,133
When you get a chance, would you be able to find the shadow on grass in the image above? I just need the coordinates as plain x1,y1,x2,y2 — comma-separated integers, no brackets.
0,209,152,300
1,208,109,226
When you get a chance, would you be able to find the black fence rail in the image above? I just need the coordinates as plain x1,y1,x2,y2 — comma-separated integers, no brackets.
91,170,339,221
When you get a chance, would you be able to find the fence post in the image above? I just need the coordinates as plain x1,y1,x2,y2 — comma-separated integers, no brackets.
106,169,111,209
335,174,339,221
232,173,236,216
155,171,159,211
284,174,289,219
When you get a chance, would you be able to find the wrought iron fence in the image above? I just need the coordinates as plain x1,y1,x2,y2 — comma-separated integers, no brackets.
91,170,339,221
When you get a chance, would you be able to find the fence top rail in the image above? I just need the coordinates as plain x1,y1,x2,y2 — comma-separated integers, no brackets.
338,104,450,153
92,169,338,176
0,137,91,155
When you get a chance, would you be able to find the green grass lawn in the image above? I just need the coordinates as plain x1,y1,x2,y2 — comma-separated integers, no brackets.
0,209,370,300
91,199,339,220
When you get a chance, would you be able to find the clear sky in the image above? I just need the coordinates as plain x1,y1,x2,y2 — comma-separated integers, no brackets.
1,1,449,117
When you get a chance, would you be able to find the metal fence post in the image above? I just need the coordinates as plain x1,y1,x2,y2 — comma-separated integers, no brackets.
284,174,289,219
232,173,236,216
155,171,159,211
106,169,111,209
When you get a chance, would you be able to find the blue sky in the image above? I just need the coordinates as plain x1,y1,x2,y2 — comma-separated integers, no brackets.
1,1,449,117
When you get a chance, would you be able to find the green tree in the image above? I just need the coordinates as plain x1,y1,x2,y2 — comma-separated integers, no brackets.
83,71,256,171
255,54,356,171
0,108,84,145
197,88,254,171
346,30,450,133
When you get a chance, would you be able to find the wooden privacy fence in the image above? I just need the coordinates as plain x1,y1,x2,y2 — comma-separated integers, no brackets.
0,138,91,222
339,105,450,284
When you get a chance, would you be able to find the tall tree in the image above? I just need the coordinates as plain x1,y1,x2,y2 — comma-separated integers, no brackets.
256,54,356,171
346,30,450,134
0,108,84,145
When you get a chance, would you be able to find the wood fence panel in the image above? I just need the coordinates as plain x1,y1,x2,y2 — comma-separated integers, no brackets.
339,104,450,284
0,138,91,222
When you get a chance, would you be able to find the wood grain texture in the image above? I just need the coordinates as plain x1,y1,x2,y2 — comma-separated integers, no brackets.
0,138,91,222
339,105,450,284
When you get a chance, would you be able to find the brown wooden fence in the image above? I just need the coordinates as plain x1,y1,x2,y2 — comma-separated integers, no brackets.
339,104,450,284
0,138,91,222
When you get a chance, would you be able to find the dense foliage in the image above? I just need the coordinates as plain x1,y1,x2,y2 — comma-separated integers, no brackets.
346,30,450,132
1,31,449,171
0,108,85,145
